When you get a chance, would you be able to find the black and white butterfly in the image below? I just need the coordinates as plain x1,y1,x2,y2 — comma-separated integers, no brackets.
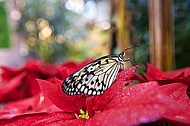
62,47,135,96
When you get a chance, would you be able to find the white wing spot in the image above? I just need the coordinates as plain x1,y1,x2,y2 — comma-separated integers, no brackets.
88,89,92,95
84,88,88,94
93,91,96,95
77,83,82,89
80,85,85,92
97,91,101,95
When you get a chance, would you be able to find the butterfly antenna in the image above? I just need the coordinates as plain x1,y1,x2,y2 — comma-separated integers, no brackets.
122,45,139,52
122,45,139,66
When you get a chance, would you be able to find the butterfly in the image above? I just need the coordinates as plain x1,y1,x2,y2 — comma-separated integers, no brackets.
62,47,135,96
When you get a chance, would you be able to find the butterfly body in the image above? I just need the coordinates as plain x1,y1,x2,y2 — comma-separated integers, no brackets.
62,49,134,96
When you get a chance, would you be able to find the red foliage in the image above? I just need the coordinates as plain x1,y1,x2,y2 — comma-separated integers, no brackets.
0,60,190,126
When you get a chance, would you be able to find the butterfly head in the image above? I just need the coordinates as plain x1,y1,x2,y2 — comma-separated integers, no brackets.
118,51,126,63
117,46,137,65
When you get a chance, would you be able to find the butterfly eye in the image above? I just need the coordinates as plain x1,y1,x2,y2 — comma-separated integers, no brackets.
120,52,125,56
118,52,125,61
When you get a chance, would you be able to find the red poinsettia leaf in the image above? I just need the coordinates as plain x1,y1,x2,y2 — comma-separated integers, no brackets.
48,119,86,126
157,78,190,86
0,71,25,90
58,67,70,80
165,112,190,126
31,112,75,126
39,64,60,78
159,83,190,125
107,81,187,113
0,93,61,120
181,67,190,77
59,61,77,69
86,66,137,113
37,78,86,113
0,94,41,119
144,63,190,82
164,67,190,79
87,104,164,126
23,74,41,96
117,65,138,81
88,82,188,125
0,72,26,102
104,81,159,109
159,83,188,101
144,63,164,80
1,90,27,103
59,59,93,79
0,66,23,81
23,59,43,72
2,112,74,126
0,113,49,126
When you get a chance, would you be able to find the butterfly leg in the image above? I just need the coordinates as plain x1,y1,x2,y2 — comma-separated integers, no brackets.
124,57,135,66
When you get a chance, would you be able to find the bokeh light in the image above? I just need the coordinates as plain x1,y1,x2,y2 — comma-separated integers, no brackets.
65,0,84,13
25,20,35,32
55,35,66,44
40,26,53,39
10,10,21,20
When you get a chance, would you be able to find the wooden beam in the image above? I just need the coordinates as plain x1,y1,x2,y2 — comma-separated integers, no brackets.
116,0,131,51
148,0,175,70
114,0,132,68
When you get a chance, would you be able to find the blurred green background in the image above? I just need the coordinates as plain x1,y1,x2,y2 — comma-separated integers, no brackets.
0,0,189,69
0,2,10,48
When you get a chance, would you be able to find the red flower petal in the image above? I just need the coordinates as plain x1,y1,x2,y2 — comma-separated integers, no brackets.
58,59,93,80
159,83,190,125
105,81,159,109
86,66,137,114
117,65,138,81
164,67,190,78
157,78,190,86
24,59,44,72
2,112,74,126
145,63,190,81
58,67,70,80
0,93,61,120
87,104,163,126
48,119,86,126
88,82,188,125
37,78,86,113
39,64,60,78
144,63,164,80
0,72,26,102
159,83,188,101
0,66,23,81
23,74,41,96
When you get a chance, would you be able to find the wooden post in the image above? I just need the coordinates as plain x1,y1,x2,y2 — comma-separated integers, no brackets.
148,0,175,70
113,0,132,68
116,0,131,50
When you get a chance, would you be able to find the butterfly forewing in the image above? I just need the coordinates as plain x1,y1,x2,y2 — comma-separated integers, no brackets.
62,55,122,96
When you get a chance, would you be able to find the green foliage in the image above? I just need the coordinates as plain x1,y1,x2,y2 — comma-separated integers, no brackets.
17,0,189,68
126,0,149,65
127,0,190,68
174,0,190,68
0,2,10,48
17,0,88,63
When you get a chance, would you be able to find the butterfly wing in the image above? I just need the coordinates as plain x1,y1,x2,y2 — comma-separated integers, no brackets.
62,55,121,95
